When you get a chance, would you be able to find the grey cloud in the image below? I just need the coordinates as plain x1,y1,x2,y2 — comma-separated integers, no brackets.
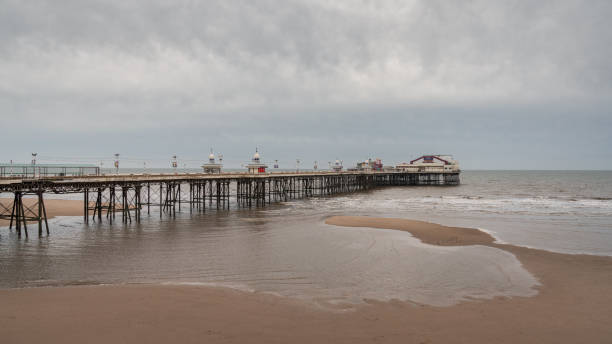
0,0,611,168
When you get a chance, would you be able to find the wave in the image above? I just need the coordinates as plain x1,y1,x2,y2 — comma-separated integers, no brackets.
330,194,612,217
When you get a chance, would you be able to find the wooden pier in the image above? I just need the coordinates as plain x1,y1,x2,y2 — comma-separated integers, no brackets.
0,171,459,237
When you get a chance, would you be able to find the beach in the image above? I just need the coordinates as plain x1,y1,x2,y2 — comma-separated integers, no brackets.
2,206,611,343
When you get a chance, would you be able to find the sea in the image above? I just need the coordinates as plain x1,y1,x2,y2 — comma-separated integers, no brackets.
1,170,611,307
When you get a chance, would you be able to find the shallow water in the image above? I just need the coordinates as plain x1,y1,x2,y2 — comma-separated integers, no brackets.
0,208,538,307
2,171,611,306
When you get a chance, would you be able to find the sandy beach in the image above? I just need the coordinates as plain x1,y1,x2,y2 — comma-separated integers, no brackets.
2,210,612,343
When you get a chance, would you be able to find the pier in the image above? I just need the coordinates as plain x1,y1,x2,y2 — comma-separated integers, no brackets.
0,171,459,237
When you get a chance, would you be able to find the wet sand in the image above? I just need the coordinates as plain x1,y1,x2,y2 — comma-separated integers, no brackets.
0,198,83,227
2,213,612,343
326,215,496,246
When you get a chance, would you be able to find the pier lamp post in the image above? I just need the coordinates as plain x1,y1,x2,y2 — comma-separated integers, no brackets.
171,155,178,174
114,154,120,174
296,159,301,172
31,153,37,178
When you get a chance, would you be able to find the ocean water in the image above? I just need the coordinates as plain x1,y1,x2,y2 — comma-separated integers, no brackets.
1,171,610,306
314,170,612,256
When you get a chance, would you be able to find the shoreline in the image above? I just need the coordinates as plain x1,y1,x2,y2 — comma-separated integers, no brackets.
2,207,612,342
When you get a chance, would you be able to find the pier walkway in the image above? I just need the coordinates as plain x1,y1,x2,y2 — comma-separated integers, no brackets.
0,171,459,237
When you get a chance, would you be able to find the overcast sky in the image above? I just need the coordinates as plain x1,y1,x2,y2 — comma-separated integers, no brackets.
1,0,611,169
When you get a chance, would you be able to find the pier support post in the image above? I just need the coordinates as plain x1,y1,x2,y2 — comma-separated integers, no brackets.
84,189,89,224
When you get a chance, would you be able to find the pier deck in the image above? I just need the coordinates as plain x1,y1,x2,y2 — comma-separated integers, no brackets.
1,171,459,237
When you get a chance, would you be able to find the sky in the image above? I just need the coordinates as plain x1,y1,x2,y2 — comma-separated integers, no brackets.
1,0,611,169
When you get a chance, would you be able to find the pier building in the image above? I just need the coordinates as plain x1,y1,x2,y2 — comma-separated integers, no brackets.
202,150,222,174
355,158,383,171
396,155,460,172
331,160,343,172
246,149,267,174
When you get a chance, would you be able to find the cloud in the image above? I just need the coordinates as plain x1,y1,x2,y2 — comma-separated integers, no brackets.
0,0,610,168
